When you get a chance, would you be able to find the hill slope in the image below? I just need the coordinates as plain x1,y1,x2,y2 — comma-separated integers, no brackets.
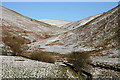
62,14,102,30
0,6,67,40
0,6,67,52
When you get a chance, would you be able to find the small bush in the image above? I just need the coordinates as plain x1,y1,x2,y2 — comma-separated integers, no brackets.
2,29,28,56
67,52,91,72
29,51,55,63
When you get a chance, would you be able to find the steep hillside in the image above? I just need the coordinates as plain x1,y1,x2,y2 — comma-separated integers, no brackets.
38,19,72,27
62,14,102,30
0,6,67,52
0,6,67,40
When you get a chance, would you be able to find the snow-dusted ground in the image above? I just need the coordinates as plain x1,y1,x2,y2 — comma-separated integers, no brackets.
92,56,120,65
1,55,120,79
0,55,68,78
91,67,120,78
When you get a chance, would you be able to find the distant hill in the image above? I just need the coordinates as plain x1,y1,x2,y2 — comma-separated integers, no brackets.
38,19,72,27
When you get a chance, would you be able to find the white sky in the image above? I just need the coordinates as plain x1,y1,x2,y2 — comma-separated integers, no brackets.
1,0,119,2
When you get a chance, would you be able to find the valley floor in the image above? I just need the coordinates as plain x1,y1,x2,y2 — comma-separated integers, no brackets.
0,55,120,79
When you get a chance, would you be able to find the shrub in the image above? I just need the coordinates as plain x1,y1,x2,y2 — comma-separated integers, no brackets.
67,52,91,72
29,51,55,63
2,29,28,56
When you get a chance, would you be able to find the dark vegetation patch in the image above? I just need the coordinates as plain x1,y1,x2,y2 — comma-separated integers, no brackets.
29,51,55,63
67,52,91,72
14,59,25,61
